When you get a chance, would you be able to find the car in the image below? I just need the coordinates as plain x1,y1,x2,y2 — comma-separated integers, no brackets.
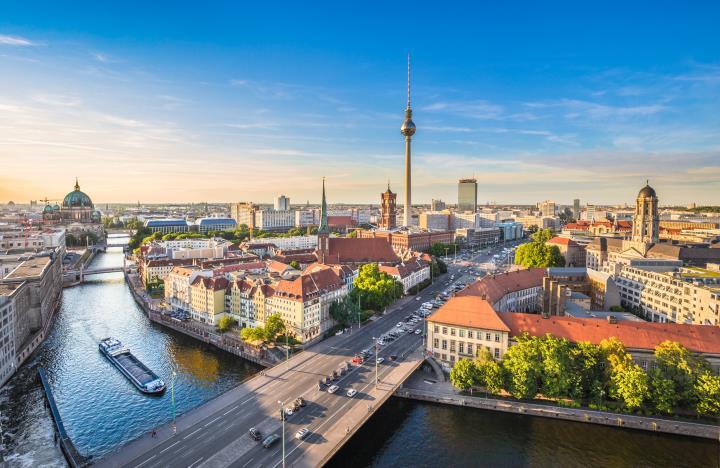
295,427,310,440
285,408,294,416
332,370,339,380
352,355,364,364
335,330,344,336
318,381,325,390
396,322,403,327
249,428,262,441
376,357,385,364
328,385,339,394
346,388,357,397
415,297,421,301
262,434,280,448
415,329,422,335
389,354,398,361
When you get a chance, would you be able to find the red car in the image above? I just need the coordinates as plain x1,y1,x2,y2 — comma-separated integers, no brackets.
351,355,363,364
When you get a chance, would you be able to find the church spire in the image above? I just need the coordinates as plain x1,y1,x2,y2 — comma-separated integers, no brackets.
318,177,329,233
74,177,80,191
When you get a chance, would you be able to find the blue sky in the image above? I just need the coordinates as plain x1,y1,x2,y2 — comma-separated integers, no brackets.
1,2,719,205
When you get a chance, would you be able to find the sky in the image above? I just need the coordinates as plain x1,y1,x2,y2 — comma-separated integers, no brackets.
1,1,719,206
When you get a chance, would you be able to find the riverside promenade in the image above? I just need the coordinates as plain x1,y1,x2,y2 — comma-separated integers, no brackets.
396,370,720,441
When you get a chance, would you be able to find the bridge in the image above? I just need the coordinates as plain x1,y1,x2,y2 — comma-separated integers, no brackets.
89,242,130,253
64,265,127,283
96,271,454,468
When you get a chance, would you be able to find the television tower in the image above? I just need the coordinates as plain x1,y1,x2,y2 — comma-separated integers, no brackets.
400,53,416,227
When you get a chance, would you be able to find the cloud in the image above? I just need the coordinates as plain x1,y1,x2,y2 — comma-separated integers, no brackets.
31,94,82,107
421,100,504,119
0,34,38,46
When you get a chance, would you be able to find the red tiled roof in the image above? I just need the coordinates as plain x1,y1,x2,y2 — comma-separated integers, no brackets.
456,268,546,304
547,237,578,247
274,265,344,302
145,258,194,268
499,312,720,355
190,276,228,291
428,296,510,331
324,238,400,264
379,258,428,278
327,215,355,227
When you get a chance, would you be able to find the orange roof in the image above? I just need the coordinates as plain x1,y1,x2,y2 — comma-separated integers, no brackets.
324,238,399,264
456,268,546,304
428,296,510,331
499,312,720,355
547,236,578,247
274,265,344,302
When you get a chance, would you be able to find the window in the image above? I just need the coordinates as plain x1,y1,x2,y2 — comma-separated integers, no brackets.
450,340,456,352
467,330,473,339
467,343,473,356
485,332,491,341
434,338,439,348
434,325,439,333
495,333,500,343
442,340,447,350
450,355,455,363
494,348,500,359
459,342,464,354
459,329,465,338
442,327,447,335
450,328,456,336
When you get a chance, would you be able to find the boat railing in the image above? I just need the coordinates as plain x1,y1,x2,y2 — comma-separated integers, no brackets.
108,347,131,356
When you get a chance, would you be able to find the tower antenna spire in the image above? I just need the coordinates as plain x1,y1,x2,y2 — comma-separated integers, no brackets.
407,52,411,109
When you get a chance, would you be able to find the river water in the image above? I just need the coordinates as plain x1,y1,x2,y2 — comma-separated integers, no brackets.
1,237,718,467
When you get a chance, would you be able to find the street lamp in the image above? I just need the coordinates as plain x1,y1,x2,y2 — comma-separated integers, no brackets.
278,400,286,468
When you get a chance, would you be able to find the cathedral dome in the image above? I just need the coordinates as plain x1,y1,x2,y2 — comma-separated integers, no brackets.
62,179,93,208
43,204,55,213
638,183,656,199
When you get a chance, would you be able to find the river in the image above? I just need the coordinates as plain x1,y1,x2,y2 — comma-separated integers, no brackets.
1,237,718,467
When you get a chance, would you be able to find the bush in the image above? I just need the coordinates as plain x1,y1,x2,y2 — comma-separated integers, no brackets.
217,315,237,333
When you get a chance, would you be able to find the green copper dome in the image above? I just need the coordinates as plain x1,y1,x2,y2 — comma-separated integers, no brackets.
62,179,94,208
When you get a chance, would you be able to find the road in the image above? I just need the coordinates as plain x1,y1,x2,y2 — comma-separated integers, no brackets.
101,264,465,468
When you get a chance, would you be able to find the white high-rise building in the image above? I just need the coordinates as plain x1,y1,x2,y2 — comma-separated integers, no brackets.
274,195,290,211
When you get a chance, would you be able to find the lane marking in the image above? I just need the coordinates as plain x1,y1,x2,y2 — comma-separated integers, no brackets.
183,427,203,440
134,454,156,468
204,416,221,427
188,457,204,468
241,457,255,467
224,404,240,415
160,441,180,454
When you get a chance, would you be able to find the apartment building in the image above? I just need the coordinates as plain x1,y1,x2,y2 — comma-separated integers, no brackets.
457,268,546,313
379,257,430,294
615,265,720,325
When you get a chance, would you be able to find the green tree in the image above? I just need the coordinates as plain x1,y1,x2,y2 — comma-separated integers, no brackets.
501,334,543,399
264,313,286,341
530,228,553,243
240,326,266,343
538,335,578,398
654,341,709,406
329,295,360,327
611,361,649,410
695,372,720,416
450,358,480,391
475,347,503,394
352,263,403,311
514,242,565,268
572,341,607,404
217,315,237,333
649,368,678,414
289,260,300,270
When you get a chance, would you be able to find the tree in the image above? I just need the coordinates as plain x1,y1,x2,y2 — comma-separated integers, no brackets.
329,296,359,327
695,372,720,416
289,260,300,270
514,235,565,268
217,315,237,333
530,228,553,243
611,361,649,410
654,341,709,406
264,313,286,341
538,335,578,398
501,334,543,399
475,347,503,394
572,341,606,404
450,358,480,391
352,263,403,311
649,368,678,414
240,326,266,343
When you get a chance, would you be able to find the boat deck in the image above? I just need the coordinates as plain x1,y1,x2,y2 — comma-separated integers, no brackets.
115,352,156,385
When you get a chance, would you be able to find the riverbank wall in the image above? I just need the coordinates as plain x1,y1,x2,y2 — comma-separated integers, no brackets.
124,272,276,368
395,386,720,441
38,368,89,467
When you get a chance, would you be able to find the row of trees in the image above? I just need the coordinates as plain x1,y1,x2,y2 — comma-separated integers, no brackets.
352,263,404,311
426,242,459,258
514,228,565,268
450,335,720,416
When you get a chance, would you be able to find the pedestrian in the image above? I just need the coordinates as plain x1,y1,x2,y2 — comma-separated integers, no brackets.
151,429,156,438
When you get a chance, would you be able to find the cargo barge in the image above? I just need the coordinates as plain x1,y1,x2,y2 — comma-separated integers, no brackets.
99,337,166,394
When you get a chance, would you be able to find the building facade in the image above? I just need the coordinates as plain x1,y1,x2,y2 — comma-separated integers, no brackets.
379,185,397,230
457,178,478,212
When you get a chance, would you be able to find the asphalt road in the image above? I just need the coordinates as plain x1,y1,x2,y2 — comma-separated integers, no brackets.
114,266,464,468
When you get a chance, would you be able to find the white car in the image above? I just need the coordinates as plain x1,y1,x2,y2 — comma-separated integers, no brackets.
295,427,309,440
376,357,385,364
346,389,357,398
328,385,339,394
415,329,422,335
396,322,403,327
285,408,294,416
